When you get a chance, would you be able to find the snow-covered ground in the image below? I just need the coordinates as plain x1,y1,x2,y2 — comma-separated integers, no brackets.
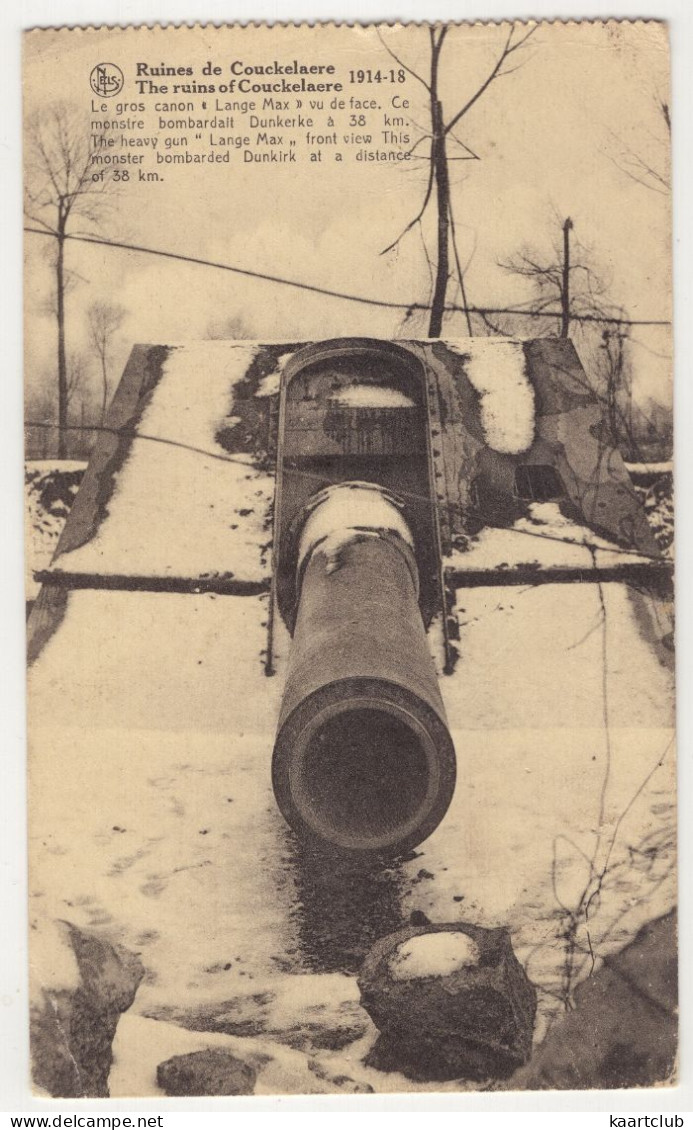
25,348,675,1094
445,501,661,573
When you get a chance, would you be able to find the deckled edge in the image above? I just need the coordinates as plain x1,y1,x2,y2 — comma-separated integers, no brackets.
23,17,669,33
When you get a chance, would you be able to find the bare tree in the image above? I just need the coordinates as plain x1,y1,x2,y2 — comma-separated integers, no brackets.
606,93,671,196
26,352,91,459
378,23,538,337
24,103,114,456
598,327,633,452
87,302,126,424
65,350,89,412
205,313,254,340
498,218,654,455
25,386,57,460
500,218,619,339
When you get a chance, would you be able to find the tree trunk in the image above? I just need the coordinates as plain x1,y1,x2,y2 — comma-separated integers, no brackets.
428,99,450,339
100,353,109,426
56,221,68,458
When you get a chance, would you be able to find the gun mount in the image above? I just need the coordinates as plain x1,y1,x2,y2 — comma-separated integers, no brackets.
30,335,668,858
270,339,457,855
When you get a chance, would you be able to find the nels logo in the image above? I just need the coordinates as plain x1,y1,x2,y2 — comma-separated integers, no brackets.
90,63,124,98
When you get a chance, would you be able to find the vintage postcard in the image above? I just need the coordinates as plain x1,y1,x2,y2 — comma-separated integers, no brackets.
23,20,675,1098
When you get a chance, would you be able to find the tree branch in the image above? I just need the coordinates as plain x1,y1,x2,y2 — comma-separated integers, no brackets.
380,142,435,254
448,193,473,334
376,27,431,92
444,23,537,137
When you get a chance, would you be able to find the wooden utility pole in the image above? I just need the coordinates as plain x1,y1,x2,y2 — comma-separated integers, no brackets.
560,217,573,338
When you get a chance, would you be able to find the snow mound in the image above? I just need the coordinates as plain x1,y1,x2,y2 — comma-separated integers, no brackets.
298,482,413,571
28,575,675,1090
330,384,415,409
51,343,273,582
389,932,481,981
455,340,535,455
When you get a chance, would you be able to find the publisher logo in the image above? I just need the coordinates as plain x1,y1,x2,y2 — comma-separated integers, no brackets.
90,63,124,98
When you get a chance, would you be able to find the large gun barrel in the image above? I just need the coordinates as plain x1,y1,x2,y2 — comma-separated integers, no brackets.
272,483,456,855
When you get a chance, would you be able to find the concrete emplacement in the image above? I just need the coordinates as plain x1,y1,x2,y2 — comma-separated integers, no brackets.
272,483,457,855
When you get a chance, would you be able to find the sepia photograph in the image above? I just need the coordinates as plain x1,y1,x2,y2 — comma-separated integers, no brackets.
21,17,677,1101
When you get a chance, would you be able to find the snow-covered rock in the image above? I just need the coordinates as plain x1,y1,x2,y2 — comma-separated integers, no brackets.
497,911,677,1091
30,920,144,1098
156,1048,256,1096
110,1013,378,1097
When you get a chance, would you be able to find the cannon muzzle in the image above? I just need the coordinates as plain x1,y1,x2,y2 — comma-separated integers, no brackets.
272,484,456,855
